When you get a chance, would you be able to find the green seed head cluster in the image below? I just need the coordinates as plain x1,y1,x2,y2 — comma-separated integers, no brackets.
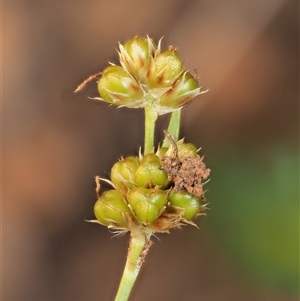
93,141,210,233
95,36,207,115
78,35,210,299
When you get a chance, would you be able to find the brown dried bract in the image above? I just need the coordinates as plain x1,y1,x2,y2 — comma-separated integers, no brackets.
95,176,101,197
162,143,210,200
74,72,102,93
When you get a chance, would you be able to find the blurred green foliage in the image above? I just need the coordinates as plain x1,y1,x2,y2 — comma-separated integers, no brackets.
206,145,299,294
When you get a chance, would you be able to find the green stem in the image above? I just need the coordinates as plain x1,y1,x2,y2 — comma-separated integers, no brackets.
144,105,158,155
162,110,181,147
114,230,152,301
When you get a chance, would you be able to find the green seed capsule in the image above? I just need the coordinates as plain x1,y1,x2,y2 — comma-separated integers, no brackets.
158,72,200,112
119,36,156,81
94,190,132,228
97,66,144,106
111,156,139,193
156,147,168,159
147,47,183,88
135,153,168,188
168,191,200,220
177,141,198,161
127,187,168,225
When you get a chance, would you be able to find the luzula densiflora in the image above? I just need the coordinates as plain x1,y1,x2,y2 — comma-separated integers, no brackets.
76,36,210,301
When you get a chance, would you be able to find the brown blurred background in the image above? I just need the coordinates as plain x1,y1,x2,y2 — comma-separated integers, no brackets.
3,1,299,300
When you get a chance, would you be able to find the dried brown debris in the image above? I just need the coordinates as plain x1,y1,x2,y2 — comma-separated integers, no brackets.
162,149,210,199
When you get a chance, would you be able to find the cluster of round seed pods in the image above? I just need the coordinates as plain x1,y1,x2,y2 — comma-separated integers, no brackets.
94,141,210,232
95,36,206,115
